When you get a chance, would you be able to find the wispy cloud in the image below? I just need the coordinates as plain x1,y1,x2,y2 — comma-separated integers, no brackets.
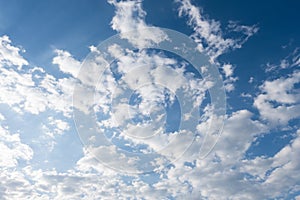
176,0,258,61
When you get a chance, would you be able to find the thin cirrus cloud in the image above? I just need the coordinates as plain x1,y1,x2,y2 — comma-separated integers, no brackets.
0,0,299,199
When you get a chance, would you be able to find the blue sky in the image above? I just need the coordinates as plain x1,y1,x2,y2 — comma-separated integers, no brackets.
0,0,300,199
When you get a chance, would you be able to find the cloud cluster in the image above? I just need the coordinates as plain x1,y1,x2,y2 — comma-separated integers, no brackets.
0,0,299,199
0,36,78,117
75,36,220,173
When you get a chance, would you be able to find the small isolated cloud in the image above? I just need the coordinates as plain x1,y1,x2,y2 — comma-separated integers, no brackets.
222,64,238,92
222,64,234,77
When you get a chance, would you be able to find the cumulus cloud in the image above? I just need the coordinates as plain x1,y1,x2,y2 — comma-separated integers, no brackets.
1,1,299,199
0,65,76,116
262,129,300,198
0,35,28,69
254,70,300,125
108,0,168,48
52,49,81,78
221,64,238,92
152,111,300,199
147,110,268,199
84,42,223,172
0,36,79,117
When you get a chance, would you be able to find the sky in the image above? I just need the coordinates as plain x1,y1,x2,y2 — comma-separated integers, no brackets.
0,0,300,199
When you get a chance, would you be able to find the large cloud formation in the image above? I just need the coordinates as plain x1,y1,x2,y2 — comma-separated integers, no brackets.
0,0,299,199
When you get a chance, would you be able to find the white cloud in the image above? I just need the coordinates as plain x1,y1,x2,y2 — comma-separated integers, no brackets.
0,42,79,116
222,64,234,77
239,129,300,199
108,0,168,48
0,113,5,121
89,45,216,171
0,126,33,168
265,48,300,72
149,109,268,200
52,49,81,78
261,71,300,104
176,0,258,61
254,70,300,125
263,130,300,189
176,0,256,93
0,35,28,69
40,116,70,151
4,109,290,200
0,65,75,116
1,2,299,199
248,76,254,83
